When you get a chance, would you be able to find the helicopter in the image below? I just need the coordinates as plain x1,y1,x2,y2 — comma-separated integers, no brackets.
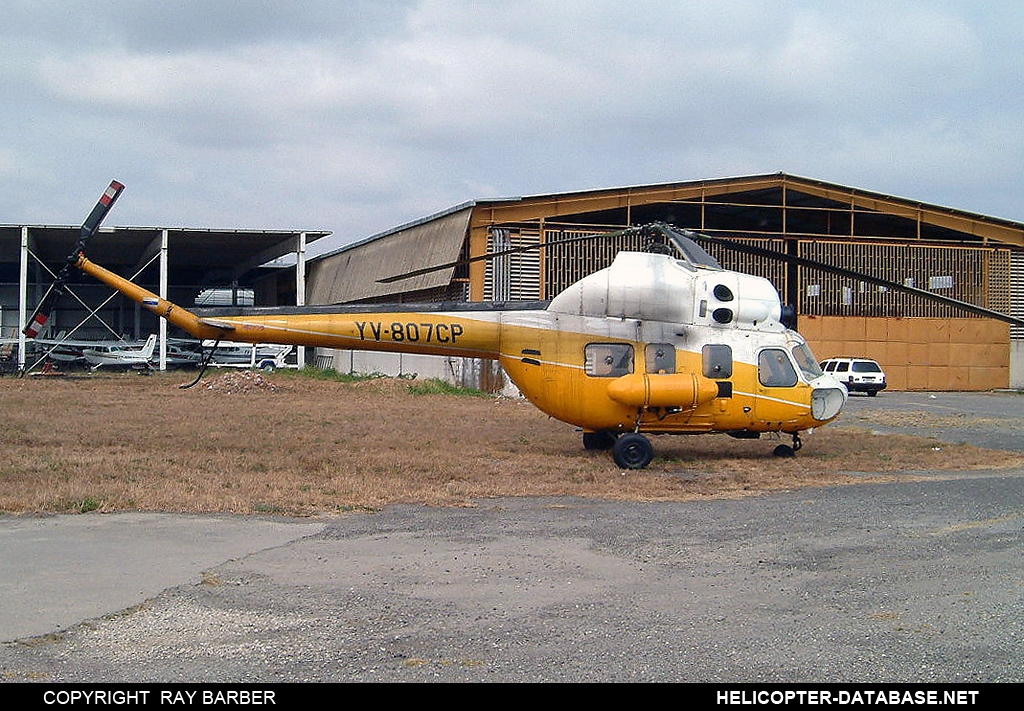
31,180,1024,469
22,180,860,468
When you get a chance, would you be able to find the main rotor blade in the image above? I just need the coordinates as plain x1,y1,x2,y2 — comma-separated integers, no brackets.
22,180,125,338
376,222,720,284
687,232,1024,328
379,219,1021,327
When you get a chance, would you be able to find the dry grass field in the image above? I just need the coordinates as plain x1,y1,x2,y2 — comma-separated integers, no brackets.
2,369,1020,516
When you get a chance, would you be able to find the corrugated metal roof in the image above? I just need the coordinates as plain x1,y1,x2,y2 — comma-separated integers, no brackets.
0,224,331,276
306,206,473,304
304,173,1024,306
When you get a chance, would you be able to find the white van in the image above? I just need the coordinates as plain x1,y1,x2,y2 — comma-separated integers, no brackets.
819,357,887,396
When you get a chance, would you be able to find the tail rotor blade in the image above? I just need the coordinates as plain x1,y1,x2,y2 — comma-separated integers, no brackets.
80,180,125,244
22,180,124,339
22,277,64,338
23,299,54,339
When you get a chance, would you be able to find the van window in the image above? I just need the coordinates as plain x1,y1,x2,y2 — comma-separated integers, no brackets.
758,349,798,388
852,361,882,373
836,362,850,373
702,344,733,379
585,343,634,377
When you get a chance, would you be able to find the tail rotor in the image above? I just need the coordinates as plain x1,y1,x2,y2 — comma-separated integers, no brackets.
22,180,125,339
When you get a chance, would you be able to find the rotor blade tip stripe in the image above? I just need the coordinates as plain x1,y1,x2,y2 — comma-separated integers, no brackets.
24,313,48,339
100,182,124,205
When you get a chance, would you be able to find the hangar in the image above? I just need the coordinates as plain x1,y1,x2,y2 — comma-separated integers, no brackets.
0,223,330,371
306,173,1024,392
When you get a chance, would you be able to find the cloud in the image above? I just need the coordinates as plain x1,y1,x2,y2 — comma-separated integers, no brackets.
1,0,1022,242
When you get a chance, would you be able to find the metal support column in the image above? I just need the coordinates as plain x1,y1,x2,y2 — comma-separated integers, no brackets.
158,229,169,370
18,226,28,370
295,231,307,369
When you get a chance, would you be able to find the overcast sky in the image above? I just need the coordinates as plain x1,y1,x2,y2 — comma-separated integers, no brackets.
2,1,1022,255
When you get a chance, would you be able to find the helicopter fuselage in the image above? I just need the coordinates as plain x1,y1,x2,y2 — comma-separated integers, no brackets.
74,249,847,441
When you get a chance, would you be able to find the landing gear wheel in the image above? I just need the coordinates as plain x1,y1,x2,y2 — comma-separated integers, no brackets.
773,433,802,458
612,433,654,469
583,431,617,451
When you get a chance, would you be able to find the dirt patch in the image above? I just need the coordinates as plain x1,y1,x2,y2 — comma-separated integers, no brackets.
2,371,1021,515
202,371,281,394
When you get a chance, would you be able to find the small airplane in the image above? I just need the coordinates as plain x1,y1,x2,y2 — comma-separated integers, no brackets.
30,332,129,365
82,334,158,371
24,181,1024,468
204,341,294,371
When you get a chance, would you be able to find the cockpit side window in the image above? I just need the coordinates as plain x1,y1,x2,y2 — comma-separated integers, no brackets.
585,343,634,377
758,348,798,388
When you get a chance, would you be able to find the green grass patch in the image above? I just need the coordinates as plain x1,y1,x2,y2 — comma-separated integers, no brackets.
285,367,388,383
405,378,489,398
75,497,102,513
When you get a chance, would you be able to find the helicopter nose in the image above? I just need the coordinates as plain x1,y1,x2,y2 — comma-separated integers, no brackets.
811,378,847,422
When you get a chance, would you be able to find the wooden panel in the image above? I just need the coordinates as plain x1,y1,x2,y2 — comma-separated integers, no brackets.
805,316,1009,391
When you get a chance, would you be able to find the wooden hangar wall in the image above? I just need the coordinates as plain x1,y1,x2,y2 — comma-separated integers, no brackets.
306,174,1024,391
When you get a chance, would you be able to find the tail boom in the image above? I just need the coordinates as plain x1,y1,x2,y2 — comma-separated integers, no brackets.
73,253,504,359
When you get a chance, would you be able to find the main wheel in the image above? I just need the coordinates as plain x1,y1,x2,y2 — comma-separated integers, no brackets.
612,433,654,469
583,431,616,451
773,444,796,457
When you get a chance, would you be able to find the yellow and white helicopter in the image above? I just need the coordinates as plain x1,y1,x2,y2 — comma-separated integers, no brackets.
24,180,854,468
29,180,1022,468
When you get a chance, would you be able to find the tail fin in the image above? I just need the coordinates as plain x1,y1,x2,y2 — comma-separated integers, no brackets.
140,334,158,360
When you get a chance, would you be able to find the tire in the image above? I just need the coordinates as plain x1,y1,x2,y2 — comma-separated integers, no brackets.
583,431,616,451
773,444,796,458
612,433,654,469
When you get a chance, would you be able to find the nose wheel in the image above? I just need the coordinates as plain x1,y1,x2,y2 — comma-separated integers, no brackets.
773,433,802,458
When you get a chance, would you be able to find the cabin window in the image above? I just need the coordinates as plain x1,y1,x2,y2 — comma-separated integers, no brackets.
585,343,634,377
758,348,798,388
702,344,733,379
645,344,675,374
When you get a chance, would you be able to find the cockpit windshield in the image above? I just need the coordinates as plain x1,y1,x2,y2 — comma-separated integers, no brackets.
791,341,823,380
